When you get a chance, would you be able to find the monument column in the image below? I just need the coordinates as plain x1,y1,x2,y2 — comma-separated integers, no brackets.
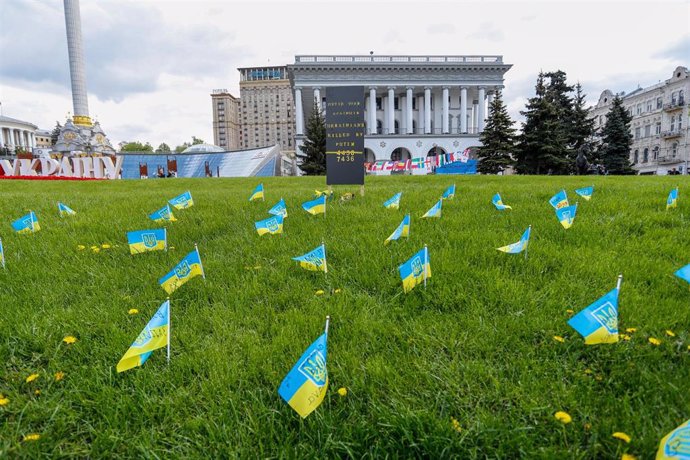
64,0,90,125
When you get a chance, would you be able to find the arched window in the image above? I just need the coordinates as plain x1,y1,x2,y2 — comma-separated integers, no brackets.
643,148,648,163
633,150,639,163
363,148,375,163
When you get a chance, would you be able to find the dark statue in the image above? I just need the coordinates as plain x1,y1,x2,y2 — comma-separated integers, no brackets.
576,145,590,175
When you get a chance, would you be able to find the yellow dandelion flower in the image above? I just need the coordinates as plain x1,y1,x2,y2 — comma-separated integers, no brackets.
22,433,40,442
450,416,462,433
25,373,39,383
566,309,574,315
621,454,637,460
554,411,572,424
334,288,342,294
621,334,631,341
584,368,593,375
625,328,637,333
665,330,676,337
54,371,65,382
90,245,98,250
337,387,347,397
101,243,111,249
62,336,77,344
553,335,565,343
584,422,592,431
0,397,9,406
648,337,661,346
315,290,325,296
128,309,139,315
34,390,41,396
253,265,261,269
595,375,603,381
92,247,100,253
612,432,632,443
687,345,690,351
76,245,86,251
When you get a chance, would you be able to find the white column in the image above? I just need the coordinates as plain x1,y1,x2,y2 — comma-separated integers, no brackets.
424,87,431,134
382,96,389,134
313,87,321,110
487,90,495,107
294,88,304,135
30,133,35,148
387,87,395,134
406,87,413,134
442,87,450,134
417,95,424,133
478,86,486,132
472,101,478,133
460,87,468,134
369,87,377,134
0,128,4,148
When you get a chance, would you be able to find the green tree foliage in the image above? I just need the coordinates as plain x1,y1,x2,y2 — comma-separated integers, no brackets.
477,91,516,174
50,122,62,146
599,95,635,175
297,101,327,175
569,83,597,166
156,143,171,153
120,141,153,152
192,136,204,145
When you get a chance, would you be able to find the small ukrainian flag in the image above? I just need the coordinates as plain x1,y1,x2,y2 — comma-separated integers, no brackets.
314,189,334,200
385,214,410,245
568,275,622,345
549,190,569,210
0,237,5,269
293,244,327,273
255,214,284,236
674,263,690,284
575,186,593,201
422,199,442,218
116,300,170,373
556,203,578,229
249,183,265,202
492,193,512,210
667,187,679,209
58,202,76,217
497,226,531,254
398,246,430,293
11,211,40,234
268,198,288,218
302,195,326,216
442,184,456,200
159,246,205,294
278,317,330,418
383,192,402,209
127,228,167,255
149,205,177,223
656,419,690,459
169,191,193,209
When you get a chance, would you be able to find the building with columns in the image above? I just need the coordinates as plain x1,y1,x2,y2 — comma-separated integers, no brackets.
288,55,511,164
0,115,38,154
590,66,689,175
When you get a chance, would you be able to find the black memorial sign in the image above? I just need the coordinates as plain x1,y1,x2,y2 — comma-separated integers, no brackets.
325,86,365,185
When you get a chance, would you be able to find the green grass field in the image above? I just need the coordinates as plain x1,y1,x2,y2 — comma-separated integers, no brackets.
0,175,688,458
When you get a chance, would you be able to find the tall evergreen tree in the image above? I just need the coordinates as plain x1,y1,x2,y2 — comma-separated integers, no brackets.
50,122,62,146
477,91,515,174
297,101,326,175
543,70,574,174
568,83,597,167
599,95,635,174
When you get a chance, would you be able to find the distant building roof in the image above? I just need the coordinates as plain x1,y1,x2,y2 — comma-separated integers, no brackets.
181,143,224,153
0,115,38,129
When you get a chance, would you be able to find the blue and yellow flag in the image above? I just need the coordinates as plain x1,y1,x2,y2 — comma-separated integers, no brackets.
314,189,334,200
11,211,40,234
159,247,205,294
249,183,264,202
292,244,327,273
568,277,621,345
384,192,402,209
385,214,410,245
278,318,329,418
0,237,5,269
302,195,326,215
492,193,512,210
255,214,284,236
497,226,531,254
556,203,578,229
149,205,177,223
169,191,193,210
127,228,167,255
58,202,76,217
674,264,690,284
549,189,569,210
667,187,679,209
442,184,456,200
422,199,442,218
656,418,690,459
399,247,431,293
268,198,288,218
575,186,594,201
116,300,170,373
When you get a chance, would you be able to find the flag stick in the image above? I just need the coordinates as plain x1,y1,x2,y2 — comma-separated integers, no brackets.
322,240,328,275
166,297,171,364
424,244,428,288
524,225,532,260
29,210,35,231
195,243,206,279
325,315,330,335
616,273,623,291
164,227,168,252
0,237,5,269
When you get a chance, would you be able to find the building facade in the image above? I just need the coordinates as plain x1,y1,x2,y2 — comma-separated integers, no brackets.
211,89,241,150
0,115,38,154
237,66,296,153
591,66,689,175
35,129,52,148
288,55,511,165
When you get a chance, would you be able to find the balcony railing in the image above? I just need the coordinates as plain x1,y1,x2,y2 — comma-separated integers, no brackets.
295,55,503,64
661,129,683,139
372,127,481,135
657,155,681,164
663,98,685,111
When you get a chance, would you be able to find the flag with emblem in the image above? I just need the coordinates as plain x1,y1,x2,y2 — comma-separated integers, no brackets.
292,244,327,273
268,198,288,218
249,183,264,202
11,211,40,234
674,264,690,284
422,199,442,218
492,193,512,210
398,246,430,293
159,246,205,294
302,195,326,216
549,189,569,209
556,203,578,229
384,192,402,209
385,214,410,245
116,299,170,373
575,186,594,201
58,202,76,217
568,275,622,345
0,237,5,269
497,226,531,254
127,228,167,255
149,204,177,223
255,214,284,236
278,317,330,418
667,187,679,209
656,418,690,460
442,184,456,200
168,191,193,209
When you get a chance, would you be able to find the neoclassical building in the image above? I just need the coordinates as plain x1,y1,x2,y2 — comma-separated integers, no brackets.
0,115,38,153
288,54,512,163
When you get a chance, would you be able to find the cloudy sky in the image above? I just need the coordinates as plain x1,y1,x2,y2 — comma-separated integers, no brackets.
0,0,688,148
